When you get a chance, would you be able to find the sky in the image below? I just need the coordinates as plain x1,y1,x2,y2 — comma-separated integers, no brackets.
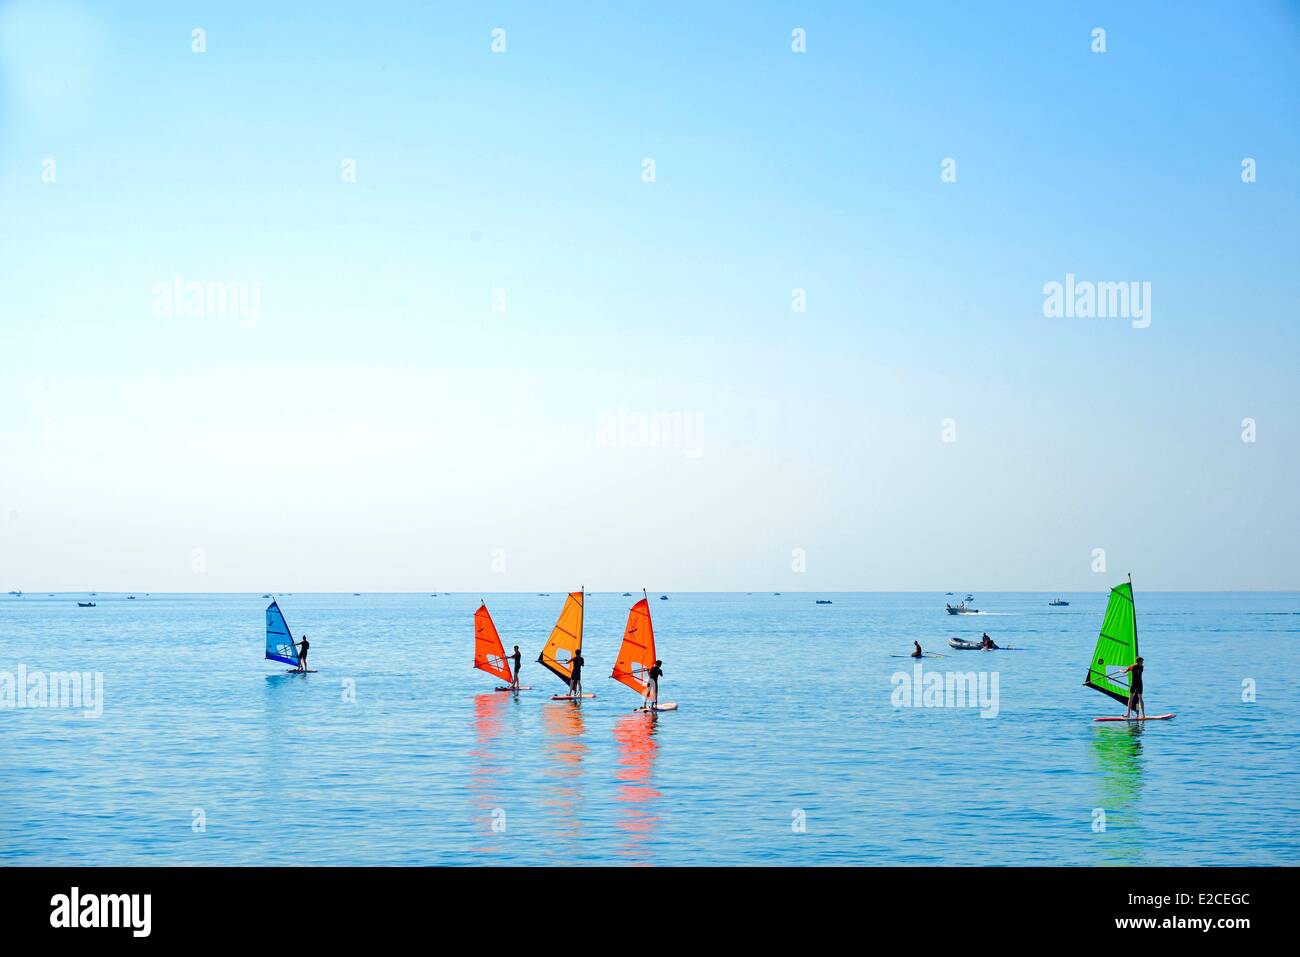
1,1,1297,592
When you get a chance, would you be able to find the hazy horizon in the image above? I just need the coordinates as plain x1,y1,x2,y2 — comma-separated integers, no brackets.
2,2,1297,593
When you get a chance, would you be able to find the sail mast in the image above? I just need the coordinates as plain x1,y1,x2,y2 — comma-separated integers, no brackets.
1129,572,1138,659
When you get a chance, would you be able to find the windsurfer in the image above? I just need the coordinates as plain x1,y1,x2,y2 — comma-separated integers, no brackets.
509,645,522,690
1122,657,1145,718
645,659,663,708
568,650,585,697
294,634,310,671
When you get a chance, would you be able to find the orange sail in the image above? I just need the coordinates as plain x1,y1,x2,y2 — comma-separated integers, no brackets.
474,603,513,683
537,590,584,686
611,597,656,695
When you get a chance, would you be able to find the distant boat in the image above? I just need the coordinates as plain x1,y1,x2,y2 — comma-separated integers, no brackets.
127,595,136,600
946,592,953,596
773,592,781,596
622,592,632,597
7,590,21,597
1049,598,1070,606
659,595,668,600
816,599,833,605
89,592,97,596
965,594,974,601
352,593,361,596
946,601,978,615
78,601,96,607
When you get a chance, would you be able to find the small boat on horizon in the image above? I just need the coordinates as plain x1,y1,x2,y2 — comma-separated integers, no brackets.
78,601,96,607
1049,598,1070,606
816,599,832,604
946,601,978,615
659,595,668,600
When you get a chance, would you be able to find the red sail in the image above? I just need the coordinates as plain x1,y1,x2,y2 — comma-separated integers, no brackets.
611,598,656,695
474,603,512,683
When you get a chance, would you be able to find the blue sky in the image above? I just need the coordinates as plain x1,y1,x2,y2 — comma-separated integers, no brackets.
1,1,1297,591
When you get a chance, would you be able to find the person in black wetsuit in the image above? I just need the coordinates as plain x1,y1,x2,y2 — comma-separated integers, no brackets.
911,641,923,659
509,645,522,690
646,660,664,708
295,634,310,671
980,632,998,650
568,650,585,697
1122,656,1145,718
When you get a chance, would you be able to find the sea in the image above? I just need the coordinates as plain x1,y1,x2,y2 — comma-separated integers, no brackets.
1,591,1296,866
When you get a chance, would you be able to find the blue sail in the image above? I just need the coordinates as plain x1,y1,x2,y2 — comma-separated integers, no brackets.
265,600,299,666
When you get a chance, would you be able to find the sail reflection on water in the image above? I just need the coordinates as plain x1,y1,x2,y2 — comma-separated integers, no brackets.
540,701,587,849
613,711,662,864
468,692,510,855
1090,724,1145,865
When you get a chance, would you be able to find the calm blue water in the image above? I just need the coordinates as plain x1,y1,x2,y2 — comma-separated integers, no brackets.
1,591,1297,866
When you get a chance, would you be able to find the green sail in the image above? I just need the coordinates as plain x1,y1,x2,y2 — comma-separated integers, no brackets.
1084,581,1138,705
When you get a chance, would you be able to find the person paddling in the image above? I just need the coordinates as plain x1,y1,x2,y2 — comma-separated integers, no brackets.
911,641,923,659
295,634,311,671
1122,656,1145,718
645,659,664,709
509,645,522,690
980,632,998,650
568,650,585,697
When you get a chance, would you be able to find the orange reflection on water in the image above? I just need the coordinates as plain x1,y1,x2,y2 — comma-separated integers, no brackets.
468,692,510,855
613,710,661,864
540,701,587,847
